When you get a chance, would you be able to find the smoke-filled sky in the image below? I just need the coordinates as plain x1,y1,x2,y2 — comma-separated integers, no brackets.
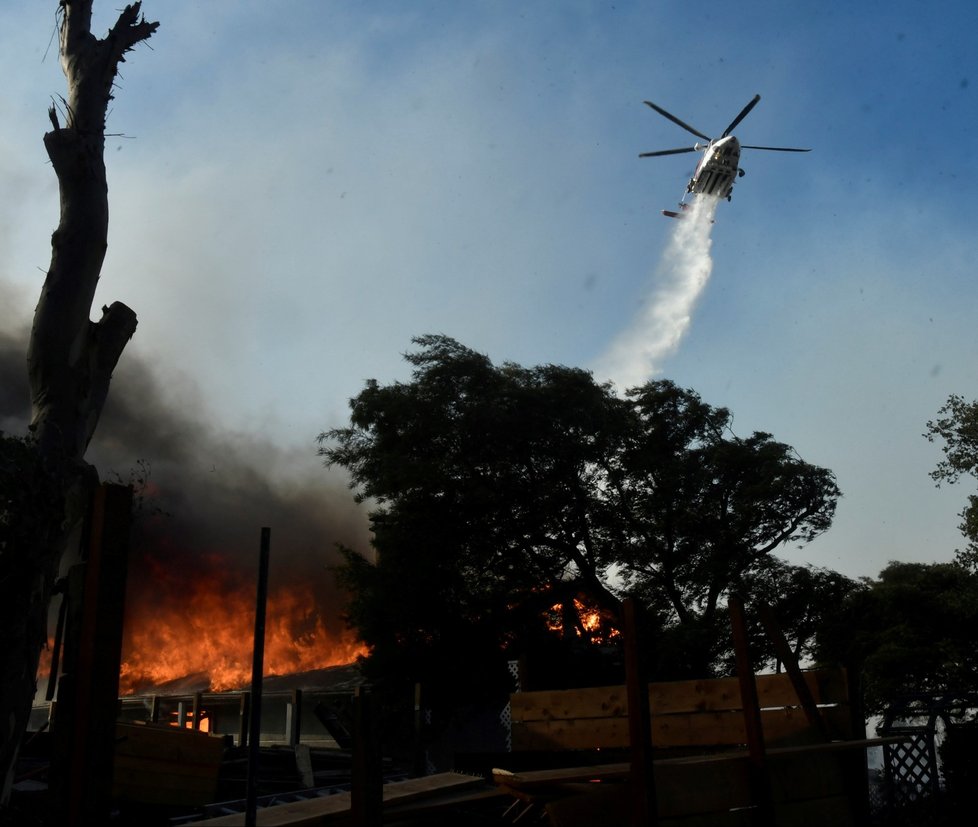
2,0,978,585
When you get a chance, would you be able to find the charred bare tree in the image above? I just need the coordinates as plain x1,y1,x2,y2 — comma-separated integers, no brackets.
0,0,157,803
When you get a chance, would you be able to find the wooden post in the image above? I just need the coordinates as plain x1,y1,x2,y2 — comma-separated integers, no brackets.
49,565,84,823
756,601,831,740
245,528,271,827
192,693,204,732
412,683,426,778
150,695,161,724
623,598,657,827
728,595,775,827
351,686,383,826
287,689,303,747
842,663,870,824
44,582,69,702
50,483,133,825
238,692,251,748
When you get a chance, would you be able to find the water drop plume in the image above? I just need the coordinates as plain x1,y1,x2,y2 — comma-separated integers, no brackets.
593,194,718,390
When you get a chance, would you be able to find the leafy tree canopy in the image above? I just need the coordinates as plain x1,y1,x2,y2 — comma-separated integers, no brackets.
816,561,978,716
320,336,841,696
926,394,978,568
730,558,863,676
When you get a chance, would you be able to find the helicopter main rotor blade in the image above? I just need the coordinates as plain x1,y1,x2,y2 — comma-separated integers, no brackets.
639,146,699,158
721,94,761,138
741,145,811,152
643,101,711,141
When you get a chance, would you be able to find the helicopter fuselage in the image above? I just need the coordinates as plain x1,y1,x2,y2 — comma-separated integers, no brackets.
642,94,808,217
687,136,741,200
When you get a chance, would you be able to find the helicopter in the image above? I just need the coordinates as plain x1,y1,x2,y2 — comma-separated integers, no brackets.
640,94,809,218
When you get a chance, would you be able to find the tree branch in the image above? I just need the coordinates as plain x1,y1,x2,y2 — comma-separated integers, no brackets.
81,301,137,451
107,2,159,60
58,1,158,133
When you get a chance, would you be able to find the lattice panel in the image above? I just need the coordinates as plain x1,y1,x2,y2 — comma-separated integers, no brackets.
883,730,939,805
501,660,521,752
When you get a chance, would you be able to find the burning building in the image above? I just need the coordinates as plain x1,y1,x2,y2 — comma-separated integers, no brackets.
2,322,369,697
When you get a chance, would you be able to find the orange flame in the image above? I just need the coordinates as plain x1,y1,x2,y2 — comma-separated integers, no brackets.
546,598,621,645
36,558,366,697
120,574,366,694
170,710,211,732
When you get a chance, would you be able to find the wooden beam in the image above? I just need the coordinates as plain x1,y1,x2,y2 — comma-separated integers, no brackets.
286,689,302,747
50,483,133,825
756,602,831,740
351,686,383,826
728,595,775,827
237,692,251,748
412,683,426,778
623,598,657,826
245,528,271,827
192,692,204,732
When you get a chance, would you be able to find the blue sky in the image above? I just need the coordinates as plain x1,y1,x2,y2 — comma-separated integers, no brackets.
2,0,977,581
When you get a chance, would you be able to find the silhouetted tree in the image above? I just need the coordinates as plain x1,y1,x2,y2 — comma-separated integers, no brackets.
725,558,863,675
926,394,978,568
817,561,978,715
609,381,839,673
0,1,157,801
320,335,840,696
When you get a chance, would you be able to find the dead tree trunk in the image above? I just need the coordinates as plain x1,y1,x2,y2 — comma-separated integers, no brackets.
0,0,157,804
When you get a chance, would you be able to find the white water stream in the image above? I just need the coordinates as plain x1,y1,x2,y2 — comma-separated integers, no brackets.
593,194,719,390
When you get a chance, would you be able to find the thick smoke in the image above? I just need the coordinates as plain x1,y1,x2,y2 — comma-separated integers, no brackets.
593,194,719,389
0,328,29,435
1,315,369,692
0,280,33,434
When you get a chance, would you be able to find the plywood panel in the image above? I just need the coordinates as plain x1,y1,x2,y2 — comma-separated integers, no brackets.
659,810,753,827
654,755,753,816
755,669,849,707
510,669,851,751
498,745,865,825
510,686,628,722
113,722,224,807
545,784,628,827
511,704,850,751
768,751,847,802
773,795,856,827
511,670,847,721
114,722,226,762
522,754,844,824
